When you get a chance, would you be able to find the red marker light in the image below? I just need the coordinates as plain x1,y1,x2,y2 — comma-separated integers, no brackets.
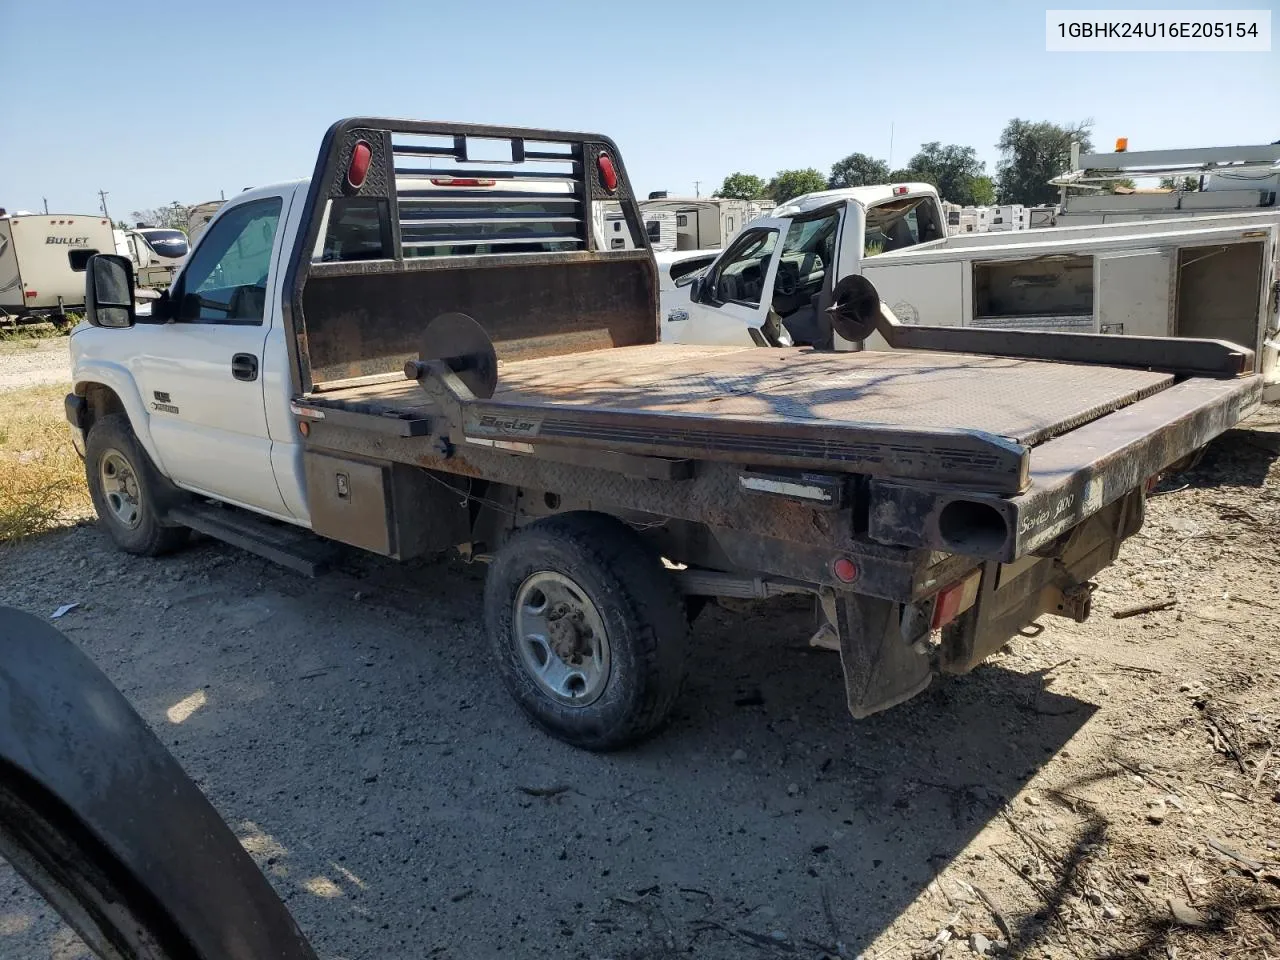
430,176,497,187
25,290,38,298
598,153,618,192
832,557,859,583
892,185,909,196
930,571,982,630
347,140,373,189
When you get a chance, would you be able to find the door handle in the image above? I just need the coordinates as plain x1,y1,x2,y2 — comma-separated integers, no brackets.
231,353,259,382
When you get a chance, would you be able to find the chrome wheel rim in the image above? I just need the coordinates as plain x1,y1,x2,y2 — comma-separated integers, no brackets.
99,449,142,529
513,572,611,706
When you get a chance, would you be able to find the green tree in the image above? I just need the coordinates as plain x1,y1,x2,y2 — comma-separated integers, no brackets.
904,142,988,205
767,168,828,202
129,201,192,232
969,175,997,206
714,172,768,200
996,119,1093,205
828,152,890,189
1159,175,1200,191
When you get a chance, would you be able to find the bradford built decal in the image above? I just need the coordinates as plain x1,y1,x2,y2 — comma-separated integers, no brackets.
46,236,91,246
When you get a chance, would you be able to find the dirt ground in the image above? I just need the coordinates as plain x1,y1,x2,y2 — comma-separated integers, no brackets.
0,398,1277,958
0,337,71,392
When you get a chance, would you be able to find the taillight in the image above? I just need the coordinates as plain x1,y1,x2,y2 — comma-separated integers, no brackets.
430,176,496,187
892,185,909,196
347,140,372,189
832,557,859,583
931,570,982,630
25,290,37,298
598,153,618,193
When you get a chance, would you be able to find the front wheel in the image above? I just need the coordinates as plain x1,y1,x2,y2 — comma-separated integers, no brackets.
85,414,189,556
484,513,689,750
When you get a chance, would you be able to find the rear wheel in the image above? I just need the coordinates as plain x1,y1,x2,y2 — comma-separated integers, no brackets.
484,512,690,750
85,414,188,556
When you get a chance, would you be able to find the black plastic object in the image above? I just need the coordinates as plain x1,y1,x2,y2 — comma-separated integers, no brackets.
826,274,882,342
0,606,318,960
406,311,499,399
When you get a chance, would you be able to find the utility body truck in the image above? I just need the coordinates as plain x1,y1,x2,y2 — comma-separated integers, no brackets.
69,118,1260,749
669,186,1280,397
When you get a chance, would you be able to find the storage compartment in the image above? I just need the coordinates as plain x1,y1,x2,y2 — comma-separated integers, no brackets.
304,451,469,558
1175,241,1265,351
973,255,1093,320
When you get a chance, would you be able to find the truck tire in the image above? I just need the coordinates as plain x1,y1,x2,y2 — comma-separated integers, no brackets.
85,414,189,556
484,512,690,750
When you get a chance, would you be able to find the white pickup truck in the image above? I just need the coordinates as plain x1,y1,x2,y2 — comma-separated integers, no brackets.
66,117,1261,750
671,186,1280,397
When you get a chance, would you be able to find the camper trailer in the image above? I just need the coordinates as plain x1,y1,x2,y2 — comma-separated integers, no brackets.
640,197,773,250
187,200,225,245
599,208,678,251
0,210,115,320
112,226,189,289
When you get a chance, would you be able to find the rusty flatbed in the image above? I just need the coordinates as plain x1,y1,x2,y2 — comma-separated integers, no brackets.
306,343,1178,495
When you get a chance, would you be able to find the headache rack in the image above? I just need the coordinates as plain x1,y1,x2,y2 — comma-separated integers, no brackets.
282,118,657,392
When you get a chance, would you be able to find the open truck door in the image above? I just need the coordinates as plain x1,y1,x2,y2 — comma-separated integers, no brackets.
679,217,789,345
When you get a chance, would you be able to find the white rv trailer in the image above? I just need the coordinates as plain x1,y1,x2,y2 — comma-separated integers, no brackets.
640,197,774,250
600,208,678,251
187,201,225,246
0,210,115,320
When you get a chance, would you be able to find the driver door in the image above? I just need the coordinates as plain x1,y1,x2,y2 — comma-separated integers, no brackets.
678,219,788,345
131,194,293,518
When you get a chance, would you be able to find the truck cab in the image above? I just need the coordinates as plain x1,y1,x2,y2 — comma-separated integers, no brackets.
72,180,312,523
667,184,944,346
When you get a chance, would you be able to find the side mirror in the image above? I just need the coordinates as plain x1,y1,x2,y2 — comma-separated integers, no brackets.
84,255,136,329
689,275,705,304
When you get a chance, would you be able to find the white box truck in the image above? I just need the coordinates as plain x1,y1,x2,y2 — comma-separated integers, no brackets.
0,210,116,321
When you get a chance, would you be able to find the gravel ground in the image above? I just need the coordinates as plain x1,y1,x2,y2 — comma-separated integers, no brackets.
1,416,1277,959
0,338,72,392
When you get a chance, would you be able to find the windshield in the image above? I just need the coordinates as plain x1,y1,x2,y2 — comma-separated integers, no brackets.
137,229,189,259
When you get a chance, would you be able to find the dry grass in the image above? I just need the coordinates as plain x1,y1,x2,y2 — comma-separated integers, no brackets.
0,384,90,541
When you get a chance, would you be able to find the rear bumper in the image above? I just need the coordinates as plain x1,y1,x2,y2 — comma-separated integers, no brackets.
868,374,1263,563
64,393,86,458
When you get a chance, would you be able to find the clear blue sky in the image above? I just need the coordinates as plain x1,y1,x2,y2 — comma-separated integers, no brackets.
1,0,1275,220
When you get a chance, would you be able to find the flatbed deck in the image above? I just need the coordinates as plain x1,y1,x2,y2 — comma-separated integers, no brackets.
306,345,1177,494
312,344,1173,445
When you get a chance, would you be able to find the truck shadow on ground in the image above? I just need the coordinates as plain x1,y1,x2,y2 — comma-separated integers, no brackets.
3,529,1097,959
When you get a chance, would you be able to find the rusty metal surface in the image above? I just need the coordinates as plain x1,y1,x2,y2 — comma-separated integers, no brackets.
490,345,1174,445
867,374,1261,561
310,344,1179,494
870,305,1254,378
302,258,656,386
304,425,950,602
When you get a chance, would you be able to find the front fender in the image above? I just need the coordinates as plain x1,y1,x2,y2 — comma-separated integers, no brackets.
72,359,171,476
0,607,317,960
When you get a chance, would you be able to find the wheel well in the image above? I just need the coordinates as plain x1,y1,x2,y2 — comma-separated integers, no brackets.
76,383,125,432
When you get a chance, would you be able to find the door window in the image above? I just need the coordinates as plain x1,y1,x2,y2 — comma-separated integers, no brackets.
711,228,779,306
180,198,282,324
